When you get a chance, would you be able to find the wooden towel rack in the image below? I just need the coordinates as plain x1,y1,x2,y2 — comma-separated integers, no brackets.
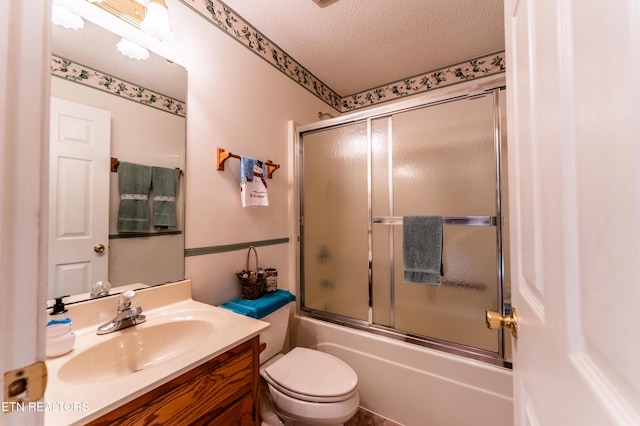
110,157,183,176
216,148,280,179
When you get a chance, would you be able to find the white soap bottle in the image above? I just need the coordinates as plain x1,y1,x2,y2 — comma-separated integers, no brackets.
46,296,76,358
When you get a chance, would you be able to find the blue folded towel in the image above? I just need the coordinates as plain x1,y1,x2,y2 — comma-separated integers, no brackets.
118,162,152,232
151,166,180,228
403,216,444,285
219,290,296,319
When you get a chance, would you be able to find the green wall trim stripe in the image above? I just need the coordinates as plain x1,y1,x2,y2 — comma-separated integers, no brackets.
185,237,289,257
110,230,182,239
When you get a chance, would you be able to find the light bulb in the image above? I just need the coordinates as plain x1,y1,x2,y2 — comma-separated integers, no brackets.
140,0,174,42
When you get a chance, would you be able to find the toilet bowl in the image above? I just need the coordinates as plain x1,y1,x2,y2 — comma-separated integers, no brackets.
261,347,360,425
220,291,359,426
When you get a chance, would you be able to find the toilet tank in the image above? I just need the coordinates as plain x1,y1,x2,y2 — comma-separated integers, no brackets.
219,290,296,364
259,303,291,363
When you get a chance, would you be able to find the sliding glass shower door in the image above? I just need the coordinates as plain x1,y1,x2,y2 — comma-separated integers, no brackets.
300,89,509,364
301,122,370,321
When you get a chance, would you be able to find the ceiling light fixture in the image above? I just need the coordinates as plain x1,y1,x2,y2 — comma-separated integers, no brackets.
90,0,174,43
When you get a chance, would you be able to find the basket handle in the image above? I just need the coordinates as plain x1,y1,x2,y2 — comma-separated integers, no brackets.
246,245,259,273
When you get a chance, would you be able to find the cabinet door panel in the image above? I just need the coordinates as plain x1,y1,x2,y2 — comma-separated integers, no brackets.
202,393,254,426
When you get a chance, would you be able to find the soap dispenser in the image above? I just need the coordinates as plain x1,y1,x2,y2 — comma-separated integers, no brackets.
46,296,76,358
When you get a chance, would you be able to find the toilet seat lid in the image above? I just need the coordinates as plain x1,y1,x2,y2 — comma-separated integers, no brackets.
264,347,358,399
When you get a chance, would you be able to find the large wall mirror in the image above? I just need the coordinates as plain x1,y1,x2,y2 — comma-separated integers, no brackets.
49,14,187,305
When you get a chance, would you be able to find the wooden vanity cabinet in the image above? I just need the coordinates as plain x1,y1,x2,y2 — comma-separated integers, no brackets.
87,336,260,426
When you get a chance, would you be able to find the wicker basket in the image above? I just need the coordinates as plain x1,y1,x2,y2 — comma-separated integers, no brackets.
236,246,265,300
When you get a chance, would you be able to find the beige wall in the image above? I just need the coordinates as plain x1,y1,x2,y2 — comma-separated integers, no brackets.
158,1,332,305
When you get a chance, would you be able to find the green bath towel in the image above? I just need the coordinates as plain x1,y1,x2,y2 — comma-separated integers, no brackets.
118,162,152,232
151,166,180,228
403,216,444,284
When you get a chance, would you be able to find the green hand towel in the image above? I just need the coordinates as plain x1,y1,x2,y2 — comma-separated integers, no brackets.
118,162,152,232
151,166,180,228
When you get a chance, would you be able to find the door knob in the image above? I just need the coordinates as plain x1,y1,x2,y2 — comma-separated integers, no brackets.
485,307,518,339
93,243,106,254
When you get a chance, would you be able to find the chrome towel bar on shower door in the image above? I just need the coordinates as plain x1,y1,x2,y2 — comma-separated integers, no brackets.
372,216,498,227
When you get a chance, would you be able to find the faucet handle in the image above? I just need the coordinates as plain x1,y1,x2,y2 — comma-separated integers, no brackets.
90,280,111,298
117,290,138,312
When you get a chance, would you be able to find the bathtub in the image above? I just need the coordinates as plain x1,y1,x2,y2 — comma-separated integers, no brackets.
291,315,513,426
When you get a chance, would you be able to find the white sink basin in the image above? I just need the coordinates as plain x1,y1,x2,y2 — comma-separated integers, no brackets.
44,282,270,426
58,319,215,384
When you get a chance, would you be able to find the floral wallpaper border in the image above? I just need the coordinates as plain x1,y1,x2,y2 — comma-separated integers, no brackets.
180,0,342,110
50,54,186,117
180,0,505,113
340,52,505,111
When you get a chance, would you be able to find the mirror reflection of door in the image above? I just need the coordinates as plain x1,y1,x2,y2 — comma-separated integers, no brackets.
48,97,110,299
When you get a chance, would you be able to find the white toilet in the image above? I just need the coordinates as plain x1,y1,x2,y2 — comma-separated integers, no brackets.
221,291,359,426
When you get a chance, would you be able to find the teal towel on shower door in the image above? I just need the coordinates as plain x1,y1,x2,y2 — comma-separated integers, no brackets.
403,216,444,285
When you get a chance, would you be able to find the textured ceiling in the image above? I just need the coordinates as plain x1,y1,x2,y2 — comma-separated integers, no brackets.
219,0,505,96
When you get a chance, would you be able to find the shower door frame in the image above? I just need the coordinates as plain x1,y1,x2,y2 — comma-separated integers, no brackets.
296,74,510,368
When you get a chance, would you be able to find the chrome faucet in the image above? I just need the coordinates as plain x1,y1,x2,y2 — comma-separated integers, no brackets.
90,280,111,299
97,290,146,335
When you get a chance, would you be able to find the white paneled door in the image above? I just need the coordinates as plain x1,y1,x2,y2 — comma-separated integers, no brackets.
1,1,49,424
505,0,640,424
48,97,111,299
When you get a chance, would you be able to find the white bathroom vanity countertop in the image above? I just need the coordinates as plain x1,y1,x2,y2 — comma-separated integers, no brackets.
43,280,269,426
